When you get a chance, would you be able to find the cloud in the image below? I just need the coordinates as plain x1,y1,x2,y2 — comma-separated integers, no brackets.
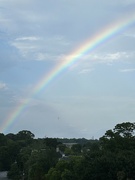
11,35,71,61
11,36,42,59
81,51,132,65
36,53,59,61
15,36,40,41
92,52,132,62
124,33,135,38
79,68,94,74
0,82,7,90
1,0,135,64
0,0,135,138
119,68,135,72
71,51,134,72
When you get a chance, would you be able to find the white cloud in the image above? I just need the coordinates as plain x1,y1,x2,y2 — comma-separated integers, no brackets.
0,82,7,90
0,0,135,138
119,68,135,72
11,36,40,56
10,35,71,61
11,41,38,57
71,51,134,72
89,51,134,65
79,68,94,74
15,36,40,41
92,52,131,62
65,50,135,74
10,36,41,58
36,53,60,61
124,33,135,38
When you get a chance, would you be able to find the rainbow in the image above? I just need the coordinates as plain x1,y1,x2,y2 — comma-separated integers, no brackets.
1,12,135,133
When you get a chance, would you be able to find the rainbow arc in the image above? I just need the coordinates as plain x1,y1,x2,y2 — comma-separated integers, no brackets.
1,12,135,133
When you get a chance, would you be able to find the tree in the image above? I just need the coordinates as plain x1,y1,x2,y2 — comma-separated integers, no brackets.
71,144,82,154
7,162,22,180
0,133,7,146
27,147,59,180
45,156,84,180
114,122,135,138
97,122,135,179
83,150,118,180
17,130,35,140
61,169,74,180
6,133,16,141
2,122,135,180
0,146,11,170
46,168,61,180
100,122,135,151
44,138,58,149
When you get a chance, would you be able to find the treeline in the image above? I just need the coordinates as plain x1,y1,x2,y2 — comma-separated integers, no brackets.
57,137,98,145
0,122,135,179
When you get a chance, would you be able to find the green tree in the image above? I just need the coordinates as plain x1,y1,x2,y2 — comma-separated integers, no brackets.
44,138,58,149
0,146,11,170
61,169,74,180
46,156,84,180
17,130,34,141
71,144,82,154
7,162,21,180
114,122,135,137
6,133,16,141
27,147,59,180
46,168,61,180
100,122,135,151
0,133,7,146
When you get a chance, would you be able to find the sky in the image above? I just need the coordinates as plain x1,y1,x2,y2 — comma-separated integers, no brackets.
0,0,135,139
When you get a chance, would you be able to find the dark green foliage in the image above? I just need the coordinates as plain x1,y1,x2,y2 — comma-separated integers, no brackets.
0,146,11,170
1,122,135,180
100,122,135,152
71,144,82,154
0,133,7,146
6,133,16,141
44,137,59,149
7,162,22,180
57,143,66,152
46,156,84,180
57,137,98,145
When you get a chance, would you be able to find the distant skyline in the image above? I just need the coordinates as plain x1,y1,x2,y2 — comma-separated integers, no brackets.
0,0,135,139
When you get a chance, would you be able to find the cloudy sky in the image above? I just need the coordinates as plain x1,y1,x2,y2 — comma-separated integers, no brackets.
0,0,135,139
